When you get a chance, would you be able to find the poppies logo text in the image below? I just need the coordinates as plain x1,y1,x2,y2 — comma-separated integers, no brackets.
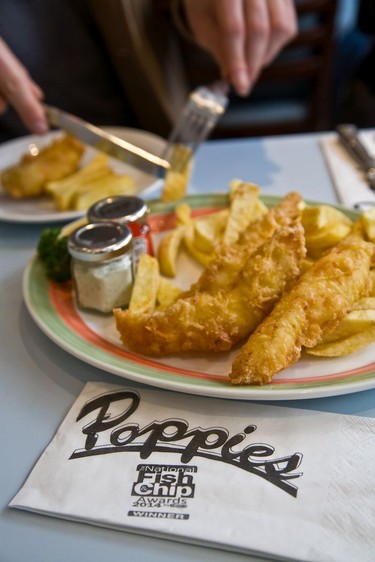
70,390,303,497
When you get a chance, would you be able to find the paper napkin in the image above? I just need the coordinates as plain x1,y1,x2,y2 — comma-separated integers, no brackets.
320,131,375,209
10,382,375,562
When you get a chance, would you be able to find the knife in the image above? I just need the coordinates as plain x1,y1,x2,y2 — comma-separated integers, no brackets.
44,104,170,178
336,123,375,192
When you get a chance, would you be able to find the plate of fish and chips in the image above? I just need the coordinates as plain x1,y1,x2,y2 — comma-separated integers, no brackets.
0,128,166,223
22,184,375,400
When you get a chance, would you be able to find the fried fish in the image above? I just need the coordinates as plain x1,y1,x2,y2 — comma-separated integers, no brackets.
114,222,306,356
185,191,302,295
1,134,84,198
230,235,375,385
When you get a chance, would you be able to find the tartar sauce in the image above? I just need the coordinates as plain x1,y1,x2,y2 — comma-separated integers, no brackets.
68,222,133,313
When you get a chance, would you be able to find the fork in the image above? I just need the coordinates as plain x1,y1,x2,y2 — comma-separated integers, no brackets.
163,81,229,173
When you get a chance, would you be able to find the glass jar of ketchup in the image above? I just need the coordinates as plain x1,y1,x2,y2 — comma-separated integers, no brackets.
87,195,153,275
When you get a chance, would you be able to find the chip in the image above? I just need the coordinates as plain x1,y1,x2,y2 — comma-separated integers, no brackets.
302,205,352,233
352,297,375,310
305,222,352,258
314,309,375,345
194,209,229,253
128,254,159,314
156,277,182,310
73,173,135,211
157,225,187,277
306,326,375,357
361,206,375,242
183,223,214,267
46,154,135,211
223,180,262,245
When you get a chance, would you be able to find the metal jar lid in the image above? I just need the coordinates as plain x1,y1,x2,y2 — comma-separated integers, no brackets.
87,195,149,225
67,221,133,262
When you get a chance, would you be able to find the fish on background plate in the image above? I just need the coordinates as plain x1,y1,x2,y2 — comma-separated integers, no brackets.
0,128,166,224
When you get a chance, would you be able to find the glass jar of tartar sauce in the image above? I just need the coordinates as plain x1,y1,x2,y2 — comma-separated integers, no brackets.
87,195,153,276
67,222,133,313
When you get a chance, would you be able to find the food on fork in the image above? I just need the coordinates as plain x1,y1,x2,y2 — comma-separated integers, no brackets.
230,234,374,385
114,221,306,355
1,135,84,198
162,144,193,203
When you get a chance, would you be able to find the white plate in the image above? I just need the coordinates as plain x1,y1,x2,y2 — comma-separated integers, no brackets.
0,127,166,223
23,194,375,401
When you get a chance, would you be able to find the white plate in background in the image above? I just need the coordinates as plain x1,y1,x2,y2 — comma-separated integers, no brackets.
0,127,166,224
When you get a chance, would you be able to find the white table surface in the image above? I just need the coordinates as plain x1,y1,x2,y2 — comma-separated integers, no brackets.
1,131,375,562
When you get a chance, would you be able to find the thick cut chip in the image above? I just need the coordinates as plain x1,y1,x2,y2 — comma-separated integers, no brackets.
183,223,214,267
46,152,135,211
306,326,375,357
128,254,160,314
302,204,353,258
352,297,375,310
156,277,182,310
312,309,375,345
223,180,263,245
45,153,109,210
302,205,352,233
175,202,193,225
305,222,352,258
72,173,135,210
194,209,229,253
362,207,375,242
157,225,187,277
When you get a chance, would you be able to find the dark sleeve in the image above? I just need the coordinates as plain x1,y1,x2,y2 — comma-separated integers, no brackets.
358,0,375,35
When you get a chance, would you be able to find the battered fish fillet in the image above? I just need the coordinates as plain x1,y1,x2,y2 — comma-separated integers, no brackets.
114,222,306,356
230,235,375,385
185,191,302,295
1,135,84,198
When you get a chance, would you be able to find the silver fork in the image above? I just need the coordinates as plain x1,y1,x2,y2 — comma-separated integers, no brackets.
163,81,229,173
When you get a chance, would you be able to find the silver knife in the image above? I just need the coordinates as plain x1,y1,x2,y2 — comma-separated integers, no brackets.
44,104,170,178
336,123,375,191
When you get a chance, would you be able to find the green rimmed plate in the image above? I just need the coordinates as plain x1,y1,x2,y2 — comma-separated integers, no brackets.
23,194,375,400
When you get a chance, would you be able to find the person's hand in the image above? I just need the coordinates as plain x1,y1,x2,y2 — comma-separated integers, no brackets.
182,0,298,96
0,37,48,134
